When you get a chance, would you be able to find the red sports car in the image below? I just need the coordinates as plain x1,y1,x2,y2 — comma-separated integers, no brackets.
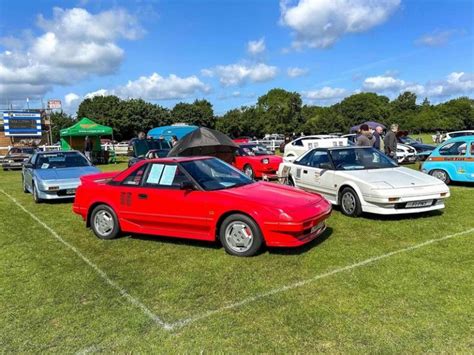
234,144,283,180
73,157,331,256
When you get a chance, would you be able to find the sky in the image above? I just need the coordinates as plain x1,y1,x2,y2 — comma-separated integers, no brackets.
0,0,473,115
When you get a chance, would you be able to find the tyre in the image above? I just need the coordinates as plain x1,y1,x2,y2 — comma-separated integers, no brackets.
285,175,295,187
90,204,120,240
243,164,255,179
32,183,42,203
339,187,362,217
219,214,263,257
22,176,29,193
430,169,451,184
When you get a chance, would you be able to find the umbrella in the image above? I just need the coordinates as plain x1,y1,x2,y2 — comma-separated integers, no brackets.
167,127,239,164
350,121,386,133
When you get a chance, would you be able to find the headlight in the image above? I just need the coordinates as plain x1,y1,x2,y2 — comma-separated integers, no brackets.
8,159,14,163
261,158,269,164
23,158,29,162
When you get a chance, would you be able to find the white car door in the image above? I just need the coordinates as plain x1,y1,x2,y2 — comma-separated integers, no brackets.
296,150,335,199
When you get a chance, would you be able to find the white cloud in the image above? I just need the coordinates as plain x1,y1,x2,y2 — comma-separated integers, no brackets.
415,29,463,47
287,67,309,77
247,38,266,55
303,86,348,100
64,93,80,106
363,75,405,91
82,73,209,101
280,0,400,49
0,7,143,99
203,63,278,86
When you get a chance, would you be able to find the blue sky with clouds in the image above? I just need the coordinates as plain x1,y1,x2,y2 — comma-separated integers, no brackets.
0,0,473,115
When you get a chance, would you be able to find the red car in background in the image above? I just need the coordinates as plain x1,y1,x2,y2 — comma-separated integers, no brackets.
234,143,283,180
73,157,331,256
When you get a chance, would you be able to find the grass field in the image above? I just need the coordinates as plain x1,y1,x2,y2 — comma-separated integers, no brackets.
1,162,473,352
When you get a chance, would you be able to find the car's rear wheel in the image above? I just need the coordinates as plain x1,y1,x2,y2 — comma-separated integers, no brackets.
340,187,362,217
285,175,295,187
430,169,451,184
219,214,263,257
91,204,120,240
243,164,255,179
32,183,42,203
22,176,28,193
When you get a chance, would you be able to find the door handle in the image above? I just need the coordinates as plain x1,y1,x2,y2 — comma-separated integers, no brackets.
303,170,308,174
138,193,148,199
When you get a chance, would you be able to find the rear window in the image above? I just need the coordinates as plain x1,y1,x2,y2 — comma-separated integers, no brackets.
439,141,467,156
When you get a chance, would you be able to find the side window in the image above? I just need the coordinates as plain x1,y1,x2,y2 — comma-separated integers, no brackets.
144,163,191,188
471,142,474,155
310,151,330,168
439,141,467,156
122,164,148,186
295,151,313,166
293,139,303,146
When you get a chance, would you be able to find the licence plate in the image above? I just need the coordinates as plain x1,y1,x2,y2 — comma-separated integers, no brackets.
311,221,325,233
408,156,416,161
406,200,432,208
66,189,76,195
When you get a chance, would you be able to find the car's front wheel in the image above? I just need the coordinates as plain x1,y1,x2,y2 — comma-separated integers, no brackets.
219,214,263,257
430,169,451,184
243,164,255,179
90,204,120,240
339,187,362,217
32,183,42,203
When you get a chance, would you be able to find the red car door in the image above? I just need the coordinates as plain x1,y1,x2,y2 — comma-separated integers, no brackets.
118,162,213,241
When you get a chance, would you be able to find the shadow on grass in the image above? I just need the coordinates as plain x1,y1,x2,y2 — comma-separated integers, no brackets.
331,205,444,222
120,227,333,256
267,226,333,256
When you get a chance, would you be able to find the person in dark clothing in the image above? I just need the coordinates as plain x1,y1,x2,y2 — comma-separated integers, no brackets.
356,124,375,146
84,136,93,160
384,124,399,159
373,125,384,151
171,135,179,147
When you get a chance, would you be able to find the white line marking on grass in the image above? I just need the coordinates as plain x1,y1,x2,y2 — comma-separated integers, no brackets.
0,189,173,331
169,228,474,330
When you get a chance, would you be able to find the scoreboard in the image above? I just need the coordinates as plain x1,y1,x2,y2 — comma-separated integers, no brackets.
2,111,42,136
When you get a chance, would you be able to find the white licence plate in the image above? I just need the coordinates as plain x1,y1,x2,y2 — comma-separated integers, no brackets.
66,189,76,195
406,200,432,208
311,222,325,233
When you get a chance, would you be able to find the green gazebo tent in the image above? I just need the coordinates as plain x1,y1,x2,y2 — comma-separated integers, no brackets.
60,117,114,151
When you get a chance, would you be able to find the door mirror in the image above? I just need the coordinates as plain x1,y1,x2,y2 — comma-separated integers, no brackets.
180,181,195,190
319,162,333,170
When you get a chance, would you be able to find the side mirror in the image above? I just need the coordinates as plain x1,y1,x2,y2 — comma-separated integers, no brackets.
180,181,195,190
319,162,333,170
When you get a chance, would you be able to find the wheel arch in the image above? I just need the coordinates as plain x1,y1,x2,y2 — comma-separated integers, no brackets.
214,210,264,244
336,182,365,205
86,201,115,227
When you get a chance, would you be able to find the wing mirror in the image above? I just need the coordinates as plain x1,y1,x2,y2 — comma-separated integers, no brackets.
319,162,333,170
180,181,195,190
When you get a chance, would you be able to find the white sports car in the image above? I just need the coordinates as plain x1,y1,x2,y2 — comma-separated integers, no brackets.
278,146,450,217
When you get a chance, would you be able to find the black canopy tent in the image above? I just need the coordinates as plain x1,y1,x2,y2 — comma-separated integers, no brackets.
167,127,238,164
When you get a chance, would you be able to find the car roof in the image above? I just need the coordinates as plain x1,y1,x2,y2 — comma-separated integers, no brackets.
443,136,474,143
146,156,215,164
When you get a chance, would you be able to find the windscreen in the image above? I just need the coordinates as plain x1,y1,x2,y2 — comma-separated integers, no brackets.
181,158,254,191
35,152,91,169
329,148,397,170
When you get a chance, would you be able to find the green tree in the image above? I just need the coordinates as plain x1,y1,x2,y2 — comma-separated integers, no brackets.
256,88,303,135
336,92,391,128
171,99,215,128
50,112,74,142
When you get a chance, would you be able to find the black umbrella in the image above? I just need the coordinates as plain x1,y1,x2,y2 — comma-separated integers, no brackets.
167,127,239,164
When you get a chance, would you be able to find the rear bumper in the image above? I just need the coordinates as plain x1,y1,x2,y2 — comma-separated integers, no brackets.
262,209,331,247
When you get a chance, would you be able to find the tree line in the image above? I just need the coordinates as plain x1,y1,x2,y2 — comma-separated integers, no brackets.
50,89,474,142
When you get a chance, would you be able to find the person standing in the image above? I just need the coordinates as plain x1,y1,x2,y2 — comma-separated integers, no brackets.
84,136,93,161
373,125,384,151
356,124,375,146
171,135,179,147
384,124,399,159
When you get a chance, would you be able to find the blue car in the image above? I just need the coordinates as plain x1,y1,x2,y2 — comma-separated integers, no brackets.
22,150,101,203
421,136,474,184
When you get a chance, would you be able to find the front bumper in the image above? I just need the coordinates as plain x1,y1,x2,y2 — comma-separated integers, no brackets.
262,209,331,247
36,180,80,200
